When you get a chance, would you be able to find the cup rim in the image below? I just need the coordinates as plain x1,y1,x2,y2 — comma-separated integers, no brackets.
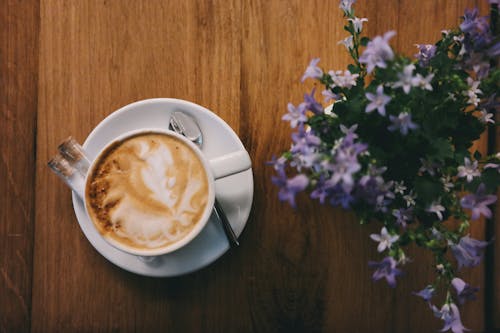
84,127,215,257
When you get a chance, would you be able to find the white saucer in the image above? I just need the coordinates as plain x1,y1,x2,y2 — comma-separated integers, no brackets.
72,99,254,277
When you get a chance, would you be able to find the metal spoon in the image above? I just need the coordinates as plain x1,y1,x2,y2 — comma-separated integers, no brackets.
169,111,240,248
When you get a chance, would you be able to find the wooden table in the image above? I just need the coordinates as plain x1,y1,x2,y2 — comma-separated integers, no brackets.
2,1,498,332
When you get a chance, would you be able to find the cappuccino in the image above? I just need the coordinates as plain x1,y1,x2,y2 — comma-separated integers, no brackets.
85,132,210,251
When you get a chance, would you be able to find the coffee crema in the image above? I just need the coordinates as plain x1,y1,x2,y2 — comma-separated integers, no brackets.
85,132,209,250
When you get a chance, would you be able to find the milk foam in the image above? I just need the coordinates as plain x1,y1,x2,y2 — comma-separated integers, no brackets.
86,133,209,250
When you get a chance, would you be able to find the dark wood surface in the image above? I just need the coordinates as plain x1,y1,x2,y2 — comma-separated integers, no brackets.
0,1,39,332
1,1,497,332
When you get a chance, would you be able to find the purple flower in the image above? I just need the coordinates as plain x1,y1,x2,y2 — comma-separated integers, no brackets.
457,157,480,182
485,162,500,172
452,277,479,305
413,285,435,302
479,94,500,114
388,112,418,135
368,256,402,288
375,192,393,213
412,73,434,91
267,155,287,172
441,175,454,192
415,44,437,66
291,126,321,154
311,176,331,204
450,235,488,269
282,102,307,128
426,200,446,220
301,58,323,82
330,70,359,89
290,126,321,169
339,137,366,159
328,155,361,193
460,8,481,34
325,126,368,193
303,88,324,115
311,176,355,208
370,226,399,252
340,123,359,140
419,158,440,176
339,0,355,13
460,183,497,220
472,59,491,79
322,89,339,103
328,184,354,209
487,41,500,57
465,77,482,106
348,17,368,33
359,165,387,186
271,169,309,208
392,207,413,228
393,181,407,194
338,36,354,50
393,64,416,94
460,7,493,54
365,85,391,116
432,303,468,333
356,165,391,209
478,109,495,124
359,31,396,73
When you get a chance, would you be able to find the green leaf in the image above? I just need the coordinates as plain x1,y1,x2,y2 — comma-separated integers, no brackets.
344,25,354,34
360,36,370,46
473,150,482,160
425,239,441,249
428,138,454,162
348,64,360,74
480,169,500,193
283,151,293,160
398,232,412,246
414,176,443,205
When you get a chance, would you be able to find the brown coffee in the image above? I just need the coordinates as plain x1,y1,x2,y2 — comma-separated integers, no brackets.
85,132,210,250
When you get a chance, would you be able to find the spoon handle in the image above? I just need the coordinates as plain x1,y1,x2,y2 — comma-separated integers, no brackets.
169,111,240,248
213,199,240,248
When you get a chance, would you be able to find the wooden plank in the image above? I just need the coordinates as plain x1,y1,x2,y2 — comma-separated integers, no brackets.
0,1,39,332
493,126,500,332
487,0,500,331
395,1,491,332
492,0,500,329
242,1,491,332
33,1,242,332
490,117,499,331
31,0,495,332
241,1,397,332
454,3,498,332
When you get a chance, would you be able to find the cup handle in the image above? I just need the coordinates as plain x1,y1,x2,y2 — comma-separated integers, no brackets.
63,149,252,199
208,150,252,179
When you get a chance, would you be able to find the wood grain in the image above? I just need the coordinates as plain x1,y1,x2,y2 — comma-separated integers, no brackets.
34,1,244,332
0,1,39,332
242,1,491,332
0,0,495,332
394,2,490,331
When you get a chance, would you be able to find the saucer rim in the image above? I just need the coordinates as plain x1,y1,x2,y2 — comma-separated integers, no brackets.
71,98,254,277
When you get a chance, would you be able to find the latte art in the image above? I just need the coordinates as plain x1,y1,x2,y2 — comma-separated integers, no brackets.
85,133,209,250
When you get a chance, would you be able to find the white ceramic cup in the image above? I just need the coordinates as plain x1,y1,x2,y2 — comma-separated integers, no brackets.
74,127,251,257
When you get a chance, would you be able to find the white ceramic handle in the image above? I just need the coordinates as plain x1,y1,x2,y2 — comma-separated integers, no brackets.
208,150,252,179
